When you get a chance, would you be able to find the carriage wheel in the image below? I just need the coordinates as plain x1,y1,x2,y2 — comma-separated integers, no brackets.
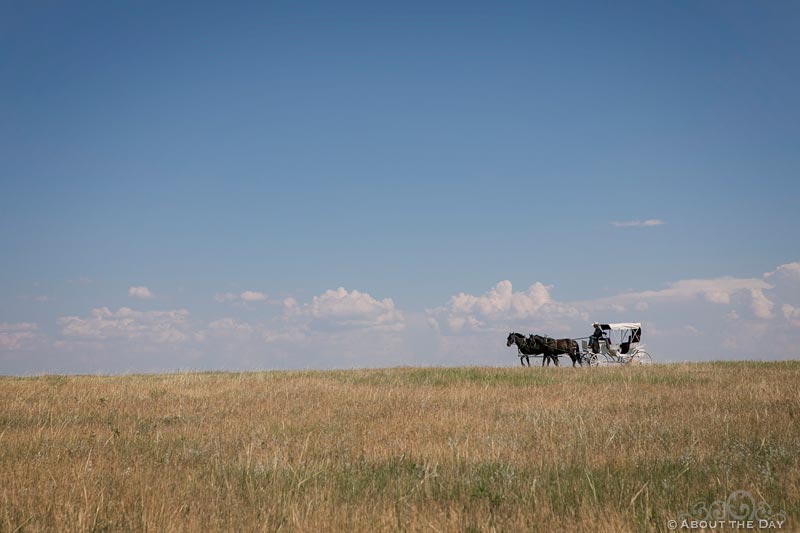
633,350,652,365
588,353,608,367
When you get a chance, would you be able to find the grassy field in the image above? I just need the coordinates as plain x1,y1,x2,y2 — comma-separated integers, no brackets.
1,362,798,532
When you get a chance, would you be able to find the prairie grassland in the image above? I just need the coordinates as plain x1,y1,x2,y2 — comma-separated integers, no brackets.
1,362,798,532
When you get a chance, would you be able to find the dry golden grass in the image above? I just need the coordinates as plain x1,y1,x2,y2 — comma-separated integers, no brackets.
1,362,798,532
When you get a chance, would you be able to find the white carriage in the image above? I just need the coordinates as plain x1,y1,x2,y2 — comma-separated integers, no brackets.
581,322,652,367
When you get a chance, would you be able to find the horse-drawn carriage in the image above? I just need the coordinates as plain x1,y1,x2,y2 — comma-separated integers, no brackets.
507,322,653,367
581,322,652,367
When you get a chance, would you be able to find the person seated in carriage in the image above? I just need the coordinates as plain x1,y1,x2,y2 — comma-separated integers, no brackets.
588,322,606,353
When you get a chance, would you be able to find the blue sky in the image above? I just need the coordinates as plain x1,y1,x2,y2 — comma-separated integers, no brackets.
2,1,799,373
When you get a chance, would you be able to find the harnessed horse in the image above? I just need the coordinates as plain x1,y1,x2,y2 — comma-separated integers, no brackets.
529,334,582,367
506,332,558,367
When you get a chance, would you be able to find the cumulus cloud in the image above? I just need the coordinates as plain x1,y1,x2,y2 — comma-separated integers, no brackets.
202,287,404,356
291,287,404,330
450,281,551,319
610,219,665,227
0,322,41,350
283,296,298,310
214,290,268,304
765,262,800,281
597,277,775,314
427,259,800,360
203,318,261,347
262,328,307,344
240,291,267,302
587,263,800,356
59,307,196,344
207,318,255,337
750,289,774,319
197,288,405,369
128,286,155,300
204,317,307,345
782,304,800,327
5,260,797,373
428,280,582,333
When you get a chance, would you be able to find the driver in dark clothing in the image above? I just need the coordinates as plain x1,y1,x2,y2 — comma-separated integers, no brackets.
589,322,605,353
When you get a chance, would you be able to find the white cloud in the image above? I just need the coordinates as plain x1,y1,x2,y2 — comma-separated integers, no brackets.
205,318,306,345
428,280,582,333
782,304,800,327
283,296,298,310
750,288,774,319
214,290,268,304
206,318,255,339
207,317,253,333
203,288,404,355
683,325,700,336
427,259,800,360
450,280,551,319
59,307,195,343
606,276,778,323
198,288,405,368
262,328,307,344
765,262,800,281
128,286,155,300
293,287,404,330
6,260,798,374
611,219,665,227
0,322,40,350
605,277,773,309
240,291,267,302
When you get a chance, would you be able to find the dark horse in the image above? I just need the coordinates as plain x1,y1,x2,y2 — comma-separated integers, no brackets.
506,332,558,367
530,334,582,367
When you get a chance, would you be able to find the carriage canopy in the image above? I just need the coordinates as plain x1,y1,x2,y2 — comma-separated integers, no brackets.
599,323,642,344
600,322,641,331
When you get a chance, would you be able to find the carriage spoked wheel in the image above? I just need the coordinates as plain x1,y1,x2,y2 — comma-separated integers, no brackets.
632,350,652,365
587,353,608,367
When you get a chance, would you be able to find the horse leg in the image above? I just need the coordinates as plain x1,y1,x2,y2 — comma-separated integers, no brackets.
526,356,530,367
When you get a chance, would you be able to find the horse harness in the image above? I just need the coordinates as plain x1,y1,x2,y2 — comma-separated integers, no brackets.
537,335,574,355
